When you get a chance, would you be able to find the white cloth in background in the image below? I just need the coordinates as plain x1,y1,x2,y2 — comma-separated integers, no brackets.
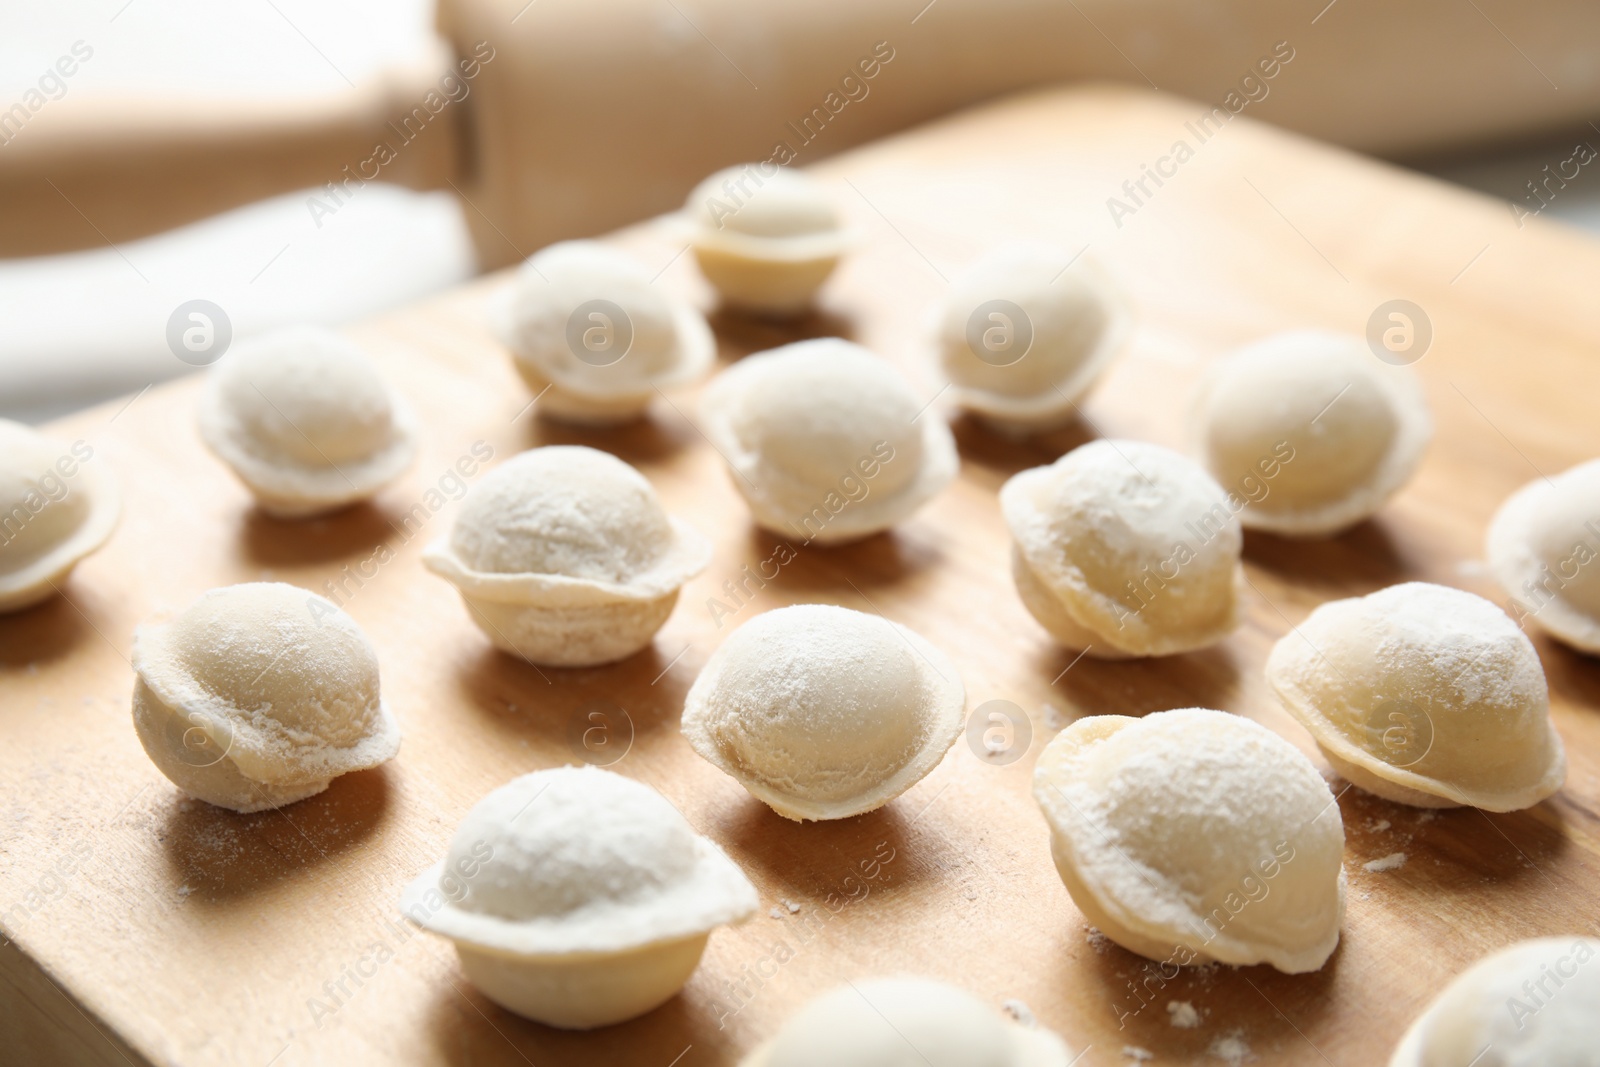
0,182,476,422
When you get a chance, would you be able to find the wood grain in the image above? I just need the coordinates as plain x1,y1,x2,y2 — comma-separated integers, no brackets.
4,84,1600,1067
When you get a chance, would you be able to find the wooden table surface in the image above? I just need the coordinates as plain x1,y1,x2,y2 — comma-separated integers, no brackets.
5,84,1600,1067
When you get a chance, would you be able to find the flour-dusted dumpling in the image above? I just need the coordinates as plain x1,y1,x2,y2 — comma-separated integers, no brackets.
683,164,853,315
1033,709,1346,975
699,338,957,545
198,326,418,517
1000,440,1243,658
0,419,120,613
422,446,710,667
495,240,715,425
1487,457,1600,653
1390,937,1600,1067
401,767,757,1029
1266,582,1565,811
743,977,1072,1067
933,241,1130,434
131,582,400,812
1189,330,1431,536
682,604,965,821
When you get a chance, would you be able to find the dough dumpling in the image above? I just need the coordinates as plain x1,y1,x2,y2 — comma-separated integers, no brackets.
1001,439,1243,657
1033,708,1346,974
198,326,418,517
1266,582,1565,811
1189,330,1430,536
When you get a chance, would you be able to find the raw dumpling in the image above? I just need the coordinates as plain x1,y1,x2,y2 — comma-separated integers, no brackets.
743,977,1072,1066
400,767,757,1029
1189,330,1431,536
933,240,1129,434
683,163,852,315
0,419,120,613
1033,708,1346,974
699,338,957,545
131,582,400,812
495,240,715,425
1390,937,1600,1067
1487,457,1600,652
1266,582,1565,811
422,446,710,667
198,326,418,517
681,604,965,821
1000,439,1243,658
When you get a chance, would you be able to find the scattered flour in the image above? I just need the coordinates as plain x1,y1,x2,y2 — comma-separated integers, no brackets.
1122,1047,1154,1063
1369,818,1391,832
768,907,786,919
1086,926,1112,953
782,899,801,913
1364,852,1407,872
1167,1000,1201,1028
1208,1030,1252,1064
1043,702,1072,731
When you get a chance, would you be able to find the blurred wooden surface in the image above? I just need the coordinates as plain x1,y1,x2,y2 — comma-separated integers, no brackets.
4,84,1600,1066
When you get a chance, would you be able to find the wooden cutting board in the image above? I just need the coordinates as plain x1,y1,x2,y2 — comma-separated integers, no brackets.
4,84,1600,1067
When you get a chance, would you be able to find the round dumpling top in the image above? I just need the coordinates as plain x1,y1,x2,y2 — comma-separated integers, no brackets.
0,420,119,608
1266,582,1565,812
424,446,710,603
131,582,400,786
401,767,757,956
700,339,957,541
1034,709,1346,974
1390,937,1600,1067
681,604,966,821
1001,440,1242,656
686,164,848,257
498,240,713,397
1190,331,1431,535
747,977,1072,1067
199,326,417,504
1487,457,1600,652
935,241,1128,416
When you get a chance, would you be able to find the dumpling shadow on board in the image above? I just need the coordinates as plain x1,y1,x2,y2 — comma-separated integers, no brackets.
1036,640,1242,719
1337,793,1571,893
1067,931,1344,1057
1536,636,1600,713
419,963,730,1067
157,765,392,901
0,590,95,666
714,793,930,900
451,640,690,755
238,500,405,568
948,409,1097,482
527,407,697,466
705,304,857,359
1240,518,1411,595
745,524,941,597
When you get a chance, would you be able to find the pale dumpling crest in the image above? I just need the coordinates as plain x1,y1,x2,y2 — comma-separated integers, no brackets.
699,338,958,544
1487,456,1600,653
422,446,710,667
0,418,120,613
1001,439,1243,658
1033,708,1346,975
1266,581,1565,811
682,163,854,315
400,766,757,1029
933,240,1130,433
681,604,965,821
131,582,401,812
495,240,715,425
1390,937,1600,1067
1189,330,1431,536
198,325,418,517
744,977,1073,1067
